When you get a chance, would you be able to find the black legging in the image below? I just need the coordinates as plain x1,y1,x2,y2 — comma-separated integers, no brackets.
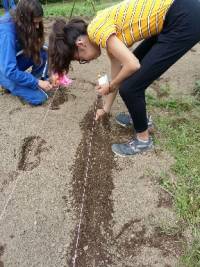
119,0,200,133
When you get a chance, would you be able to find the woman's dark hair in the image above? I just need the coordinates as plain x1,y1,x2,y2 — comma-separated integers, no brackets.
12,0,44,64
48,18,88,74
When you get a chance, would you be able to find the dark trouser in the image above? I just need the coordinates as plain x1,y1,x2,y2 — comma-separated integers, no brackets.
119,0,200,133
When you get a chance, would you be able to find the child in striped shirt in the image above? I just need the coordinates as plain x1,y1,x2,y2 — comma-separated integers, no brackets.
49,0,200,156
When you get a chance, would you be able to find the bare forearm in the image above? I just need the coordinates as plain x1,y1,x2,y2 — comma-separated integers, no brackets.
110,63,140,91
103,56,121,113
103,90,118,113
107,35,140,91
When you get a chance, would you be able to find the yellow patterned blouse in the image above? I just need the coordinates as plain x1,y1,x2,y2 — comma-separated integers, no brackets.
87,0,174,48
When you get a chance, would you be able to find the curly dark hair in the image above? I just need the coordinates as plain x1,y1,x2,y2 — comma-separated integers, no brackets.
48,18,88,74
12,0,44,64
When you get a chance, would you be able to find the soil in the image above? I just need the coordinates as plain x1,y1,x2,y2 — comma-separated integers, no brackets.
49,87,76,110
0,18,200,267
0,245,5,267
68,97,115,266
18,136,48,171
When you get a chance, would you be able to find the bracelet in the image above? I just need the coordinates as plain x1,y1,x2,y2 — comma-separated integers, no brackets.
108,82,116,93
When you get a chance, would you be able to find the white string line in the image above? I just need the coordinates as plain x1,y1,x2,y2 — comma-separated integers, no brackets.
0,86,60,223
72,96,100,267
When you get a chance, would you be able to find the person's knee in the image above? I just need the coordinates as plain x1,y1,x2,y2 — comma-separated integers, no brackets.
119,82,135,100
119,81,145,104
0,78,15,92
29,90,48,105
12,86,48,105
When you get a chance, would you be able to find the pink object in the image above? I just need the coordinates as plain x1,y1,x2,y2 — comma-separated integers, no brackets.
58,74,73,87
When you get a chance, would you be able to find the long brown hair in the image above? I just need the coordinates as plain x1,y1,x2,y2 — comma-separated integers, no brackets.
12,0,44,64
48,18,88,74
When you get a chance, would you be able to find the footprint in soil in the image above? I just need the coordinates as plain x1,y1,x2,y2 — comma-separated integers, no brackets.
49,87,76,110
18,136,48,171
9,107,22,115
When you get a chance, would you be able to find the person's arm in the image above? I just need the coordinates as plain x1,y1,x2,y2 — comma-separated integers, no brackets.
96,34,140,96
95,53,121,120
103,53,121,113
0,33,51,91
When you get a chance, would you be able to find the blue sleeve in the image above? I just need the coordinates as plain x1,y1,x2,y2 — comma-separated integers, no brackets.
0,32,38,89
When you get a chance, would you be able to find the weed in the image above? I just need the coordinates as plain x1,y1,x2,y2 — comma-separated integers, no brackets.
180,236,200,267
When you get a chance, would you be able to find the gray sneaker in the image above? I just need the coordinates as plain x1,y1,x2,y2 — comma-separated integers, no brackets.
115,112,153,129
112,137,153,157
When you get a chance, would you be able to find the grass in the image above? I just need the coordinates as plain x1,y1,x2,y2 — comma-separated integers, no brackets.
147,90,200,266
42,1,120,18
1,1,120,18
180,237,200,267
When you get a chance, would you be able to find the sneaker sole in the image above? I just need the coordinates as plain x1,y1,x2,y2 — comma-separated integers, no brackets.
112,145,154,157
115,118,133,128
115,118,155,134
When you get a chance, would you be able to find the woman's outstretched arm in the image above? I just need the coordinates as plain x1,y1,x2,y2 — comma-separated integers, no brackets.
103,53,121,113
97,34,140,97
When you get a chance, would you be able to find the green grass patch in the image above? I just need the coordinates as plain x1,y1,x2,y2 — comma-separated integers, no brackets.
43,1,120,18
147,94,199,113
147,93,200,266
148,95,200,225
157,115,200,224
1,1,120,18
180,237,200,267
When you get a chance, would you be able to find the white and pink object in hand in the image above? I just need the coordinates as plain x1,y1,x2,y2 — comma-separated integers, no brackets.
53,73,73,87
58,74,73,86
98,74,109,86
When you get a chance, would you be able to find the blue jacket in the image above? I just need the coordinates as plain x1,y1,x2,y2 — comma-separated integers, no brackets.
0,12,38,90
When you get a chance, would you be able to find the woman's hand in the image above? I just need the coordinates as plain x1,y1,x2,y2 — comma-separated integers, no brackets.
50,73,59,87
95,84,110,96
38,80,52,91
95,108,108,121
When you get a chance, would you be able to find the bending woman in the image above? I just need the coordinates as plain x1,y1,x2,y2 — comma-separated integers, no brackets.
0,0,52,105
49,0,200,156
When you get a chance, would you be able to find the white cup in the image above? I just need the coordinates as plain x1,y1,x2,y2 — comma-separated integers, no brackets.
98,74,109,86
